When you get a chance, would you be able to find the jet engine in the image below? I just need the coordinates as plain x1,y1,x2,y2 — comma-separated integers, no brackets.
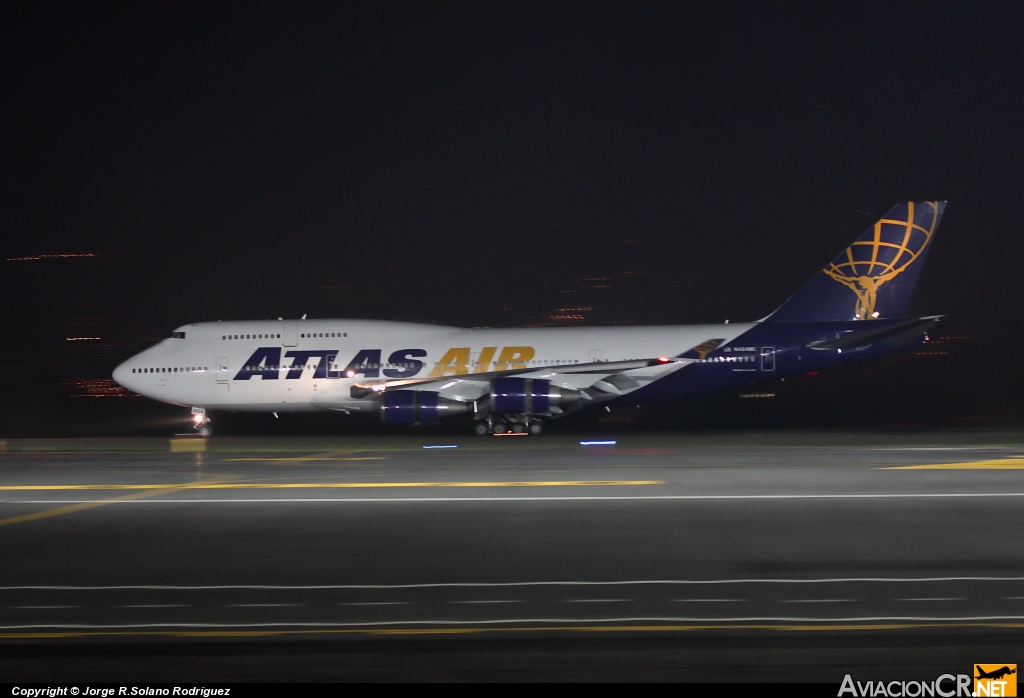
379,390,470,425
490,377,582,415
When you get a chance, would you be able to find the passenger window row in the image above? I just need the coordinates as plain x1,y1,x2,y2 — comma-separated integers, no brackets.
219,332,350,340
129,355,756,377
222,334,281,340
132,367,208,373
239,362,419,371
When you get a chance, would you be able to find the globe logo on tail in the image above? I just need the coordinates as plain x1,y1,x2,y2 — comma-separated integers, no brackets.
823,201,941,319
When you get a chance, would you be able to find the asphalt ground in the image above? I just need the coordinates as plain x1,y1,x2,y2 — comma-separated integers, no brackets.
1,432,1022,681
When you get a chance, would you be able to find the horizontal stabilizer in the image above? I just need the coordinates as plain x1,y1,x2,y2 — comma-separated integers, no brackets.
807,316,942,351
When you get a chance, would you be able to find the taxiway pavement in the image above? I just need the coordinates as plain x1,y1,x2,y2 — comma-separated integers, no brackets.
1,433,1022,679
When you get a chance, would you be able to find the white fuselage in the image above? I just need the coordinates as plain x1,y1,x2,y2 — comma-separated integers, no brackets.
113,319,753,412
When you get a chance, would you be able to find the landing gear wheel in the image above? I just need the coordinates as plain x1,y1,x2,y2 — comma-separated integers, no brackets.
528,421,544,435
491,420,508,434
474,422,490,436
191,407,210,437
511,423,526,434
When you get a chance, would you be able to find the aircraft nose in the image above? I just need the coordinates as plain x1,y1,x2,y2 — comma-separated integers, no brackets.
112,361,132,389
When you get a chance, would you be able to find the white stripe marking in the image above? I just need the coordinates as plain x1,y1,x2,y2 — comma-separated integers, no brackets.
337,602,410,607
3,615,1024,630
896,597,965,602
783,599,856,603
121,604,189,608
450,600,523,605
229,603,303,608
10,605,79,610
2,576,1023,590
671,599,745,603
562,599,630,603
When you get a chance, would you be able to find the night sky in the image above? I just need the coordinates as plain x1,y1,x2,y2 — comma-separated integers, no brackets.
2,4,1022,433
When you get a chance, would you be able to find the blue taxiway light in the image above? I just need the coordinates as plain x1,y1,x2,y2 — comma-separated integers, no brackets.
580,440,617,446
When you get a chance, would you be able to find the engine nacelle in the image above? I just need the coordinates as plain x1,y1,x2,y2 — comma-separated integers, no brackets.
490,377,581,415
380,390,470,425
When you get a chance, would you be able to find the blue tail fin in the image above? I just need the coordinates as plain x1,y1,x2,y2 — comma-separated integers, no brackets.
766,201,946,322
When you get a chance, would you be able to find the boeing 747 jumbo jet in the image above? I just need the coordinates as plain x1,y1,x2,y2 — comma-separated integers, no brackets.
113,201,945,436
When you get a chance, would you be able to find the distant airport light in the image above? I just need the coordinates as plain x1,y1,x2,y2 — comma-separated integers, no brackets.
580,440,617,446
66,337,101,341
7,253,96,261
423,445,458,449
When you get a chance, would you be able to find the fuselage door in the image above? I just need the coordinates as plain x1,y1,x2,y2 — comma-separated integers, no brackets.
760,347,776,372
216,356,230,383
283,322,298,347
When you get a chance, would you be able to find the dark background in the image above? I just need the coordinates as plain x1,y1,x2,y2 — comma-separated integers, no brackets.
1,3,1021,436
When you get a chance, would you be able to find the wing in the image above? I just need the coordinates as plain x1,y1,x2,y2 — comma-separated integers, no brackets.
318,337,730,417
346,356,692,415
310,337,726,417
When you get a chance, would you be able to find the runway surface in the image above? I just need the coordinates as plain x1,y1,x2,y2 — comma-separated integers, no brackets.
1,432,1023,680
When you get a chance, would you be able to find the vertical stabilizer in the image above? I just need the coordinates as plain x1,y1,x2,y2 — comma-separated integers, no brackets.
766,201,945,322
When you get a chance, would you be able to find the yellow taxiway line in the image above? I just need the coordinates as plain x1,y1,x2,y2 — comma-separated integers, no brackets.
0,480,664,491
882,457,1024,470
225,456,385,462
0,478,235,528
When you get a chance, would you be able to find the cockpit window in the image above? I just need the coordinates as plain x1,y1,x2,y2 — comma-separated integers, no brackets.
170,332,186,339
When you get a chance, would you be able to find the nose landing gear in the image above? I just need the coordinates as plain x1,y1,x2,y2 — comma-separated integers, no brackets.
191,407,211,437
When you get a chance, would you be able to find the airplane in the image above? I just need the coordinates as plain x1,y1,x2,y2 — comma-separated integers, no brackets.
976,666,1016,681
112,201,946,437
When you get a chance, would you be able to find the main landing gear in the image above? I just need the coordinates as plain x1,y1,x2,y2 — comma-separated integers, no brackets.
191,407,212,437
474,416,545,436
